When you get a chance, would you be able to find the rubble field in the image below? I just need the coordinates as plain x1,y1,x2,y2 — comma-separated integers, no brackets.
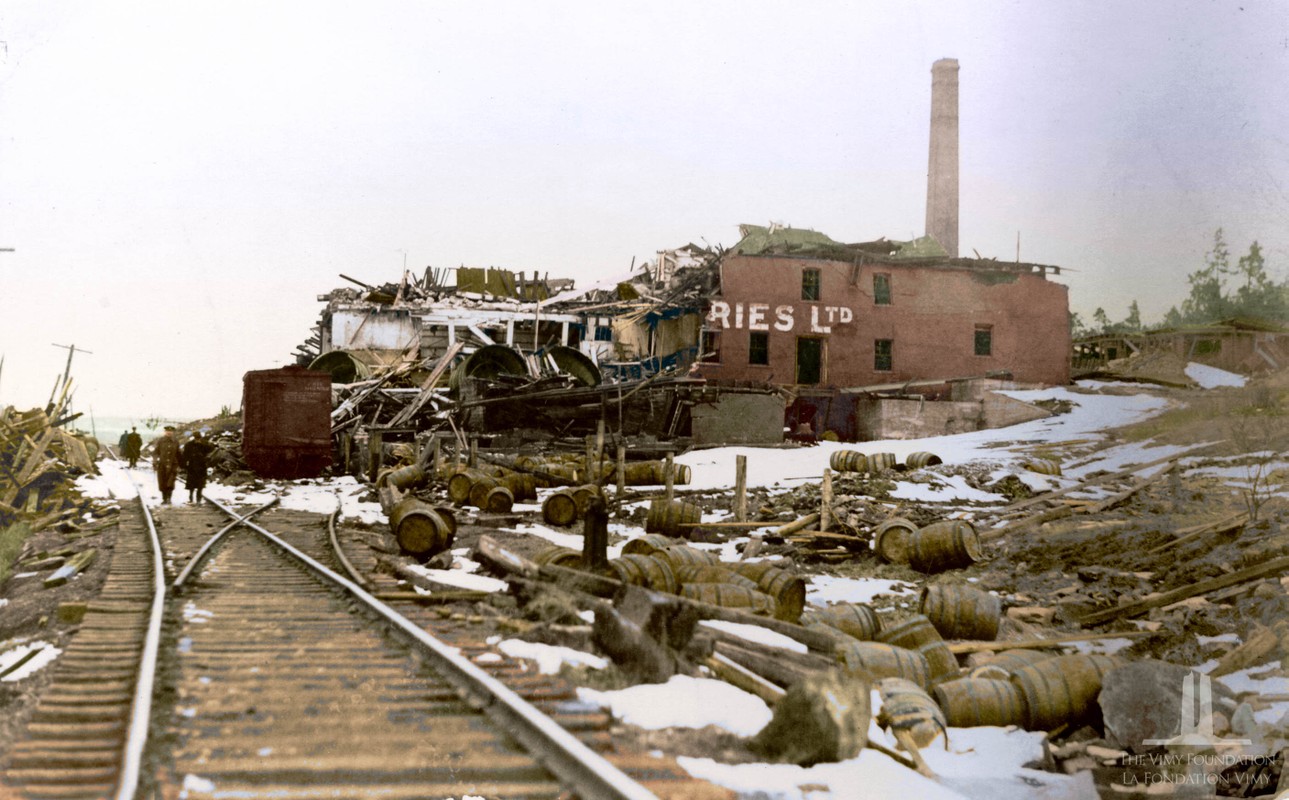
3,371,1289,799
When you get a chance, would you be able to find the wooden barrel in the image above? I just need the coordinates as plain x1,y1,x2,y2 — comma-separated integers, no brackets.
609,554,678,593
920,584,1001,641
447,468,488,504
620,534,677,556
875,614,941,650
933,678,1029,727
1010,654,1120,731
868,452,897,472
482,486,514,513
916,640,961,685
388,498,455,559
829,450,868,473
541,490,580,527
1023,458,1062,476
969,648,1058,678
432,506,457,536
498,472,538,501
645,498,703,537
680,583,776,616
533,545,582,569
728,562,805,623
908,520,982,574
904,452,943,469
673,564,759,592
623,460,692,486
652,546,720,571
837,642,931,689
803,603,882,641
873,518,917,565
877,677,947,748
539,463,581,486
571,484,605,516
468,476,499,509
385,464,427,490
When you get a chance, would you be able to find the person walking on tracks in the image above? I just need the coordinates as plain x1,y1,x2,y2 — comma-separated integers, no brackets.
153,426,182,504
126,426,143,468
118,429,130,462
182,431,215,503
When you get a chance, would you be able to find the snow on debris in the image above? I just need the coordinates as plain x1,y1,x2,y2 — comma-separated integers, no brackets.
699,619,808,654
401,562,508,593
0,641,62,682
1185,362,1248,388
578,675,773,737
496,639,608,674
807,575,917,607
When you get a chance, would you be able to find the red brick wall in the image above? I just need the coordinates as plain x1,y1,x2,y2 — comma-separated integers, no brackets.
694,254,1070,387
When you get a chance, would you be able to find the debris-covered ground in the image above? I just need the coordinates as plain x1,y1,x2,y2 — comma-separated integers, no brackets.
4,368,1289,799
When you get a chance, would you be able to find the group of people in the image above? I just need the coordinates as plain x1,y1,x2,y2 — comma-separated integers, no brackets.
121,425,215,505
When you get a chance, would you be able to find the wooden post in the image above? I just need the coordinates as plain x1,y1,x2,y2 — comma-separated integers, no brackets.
468,435,477,468
596,419,606,481
582,497,610,571
453,439,462,474
341,432,352,475
820,468,833,532
585,435,595,477
734,455,748,522
664,451,675,505
368,430,383,484
430,435,442,478
616,445,627,515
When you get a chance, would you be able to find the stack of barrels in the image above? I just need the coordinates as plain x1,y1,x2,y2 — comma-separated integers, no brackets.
829,450,942,474
582,536,808,623
871,517,983,574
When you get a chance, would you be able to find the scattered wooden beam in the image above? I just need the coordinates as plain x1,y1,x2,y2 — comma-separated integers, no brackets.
947,629,1155,654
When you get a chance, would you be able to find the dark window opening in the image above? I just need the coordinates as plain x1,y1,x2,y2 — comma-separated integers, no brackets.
797,338,823,384
701,330,721,363
1195,339,1222,355
749,331,769,365
802,269,821,301
974,325,993,356
874,339,893,372
594,326,613,342
874,273,892,305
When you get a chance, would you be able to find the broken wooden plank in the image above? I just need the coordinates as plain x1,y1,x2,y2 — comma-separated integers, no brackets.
947,629,1155,654
1077,468,1169,515
980,506,1073,542
1078,554,1289,626
1146,511,1249,555
43,548,97,588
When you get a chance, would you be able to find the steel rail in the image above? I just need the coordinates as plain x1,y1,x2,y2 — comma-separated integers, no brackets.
203,497,657,800
326,499,371,589
171,497,280,590
113,476,168,800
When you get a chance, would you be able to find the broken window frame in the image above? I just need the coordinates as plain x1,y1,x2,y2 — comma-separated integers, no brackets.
802,268,822,302
748,331,770,366
700,330,722,363
874,338,893,372
974,324,993,356
873,273,892,305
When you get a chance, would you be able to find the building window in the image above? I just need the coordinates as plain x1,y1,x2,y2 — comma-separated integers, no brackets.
802,268,821,301
873,273,892,305
749,331,769,365
974,325,992,356
874,339,893,372
1195,338,1222,355
701,330,721,363
594,325,613,342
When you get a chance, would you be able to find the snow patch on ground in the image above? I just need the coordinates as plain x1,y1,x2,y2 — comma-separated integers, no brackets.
1186,362,1248,388
0,640,62,682
497,639,608,674
807,575,917,607
401,562,508,593
579,675,772,737
699,620,808,654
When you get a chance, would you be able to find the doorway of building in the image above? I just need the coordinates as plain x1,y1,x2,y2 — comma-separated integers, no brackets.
796,337,824,384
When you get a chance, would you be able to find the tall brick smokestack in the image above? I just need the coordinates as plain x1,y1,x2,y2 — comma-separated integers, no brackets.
925,58,959,258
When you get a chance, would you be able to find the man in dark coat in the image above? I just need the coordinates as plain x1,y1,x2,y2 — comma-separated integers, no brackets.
118,430,130,462
153,426,182,504
183,431,215,503
126,427,143,468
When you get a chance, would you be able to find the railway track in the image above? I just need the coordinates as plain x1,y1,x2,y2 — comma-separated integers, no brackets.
3,488,724,799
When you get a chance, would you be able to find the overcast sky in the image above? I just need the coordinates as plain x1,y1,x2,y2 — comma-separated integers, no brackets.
1,1,1285,420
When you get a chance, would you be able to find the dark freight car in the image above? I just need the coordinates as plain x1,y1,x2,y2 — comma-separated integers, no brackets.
242,366,333,479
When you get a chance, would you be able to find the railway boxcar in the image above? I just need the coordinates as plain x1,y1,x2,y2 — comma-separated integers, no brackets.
242,365,333,479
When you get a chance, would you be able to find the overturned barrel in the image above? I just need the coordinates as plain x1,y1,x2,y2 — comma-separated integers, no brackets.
728,562,806,623
645,498,703,537
875,614,941,650
802,603,882,641
967,648,1058,679
1010,654,1120,731
908,520,982,574
679,583,776,616
673,564,759,592
651,545,720,570
868,452,898,472
920,584,1001,641
447,468,489,505
904,451,943,470
609,554,678,594
533,545,583,569
829,450,868,473
837,642,931,689
933,678,1029,728
873,518,917,565
621,533,681,556
1023,458,1062,476
877,677,947,748
384,464,427,491
388,497,455,560
542,489,581,527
